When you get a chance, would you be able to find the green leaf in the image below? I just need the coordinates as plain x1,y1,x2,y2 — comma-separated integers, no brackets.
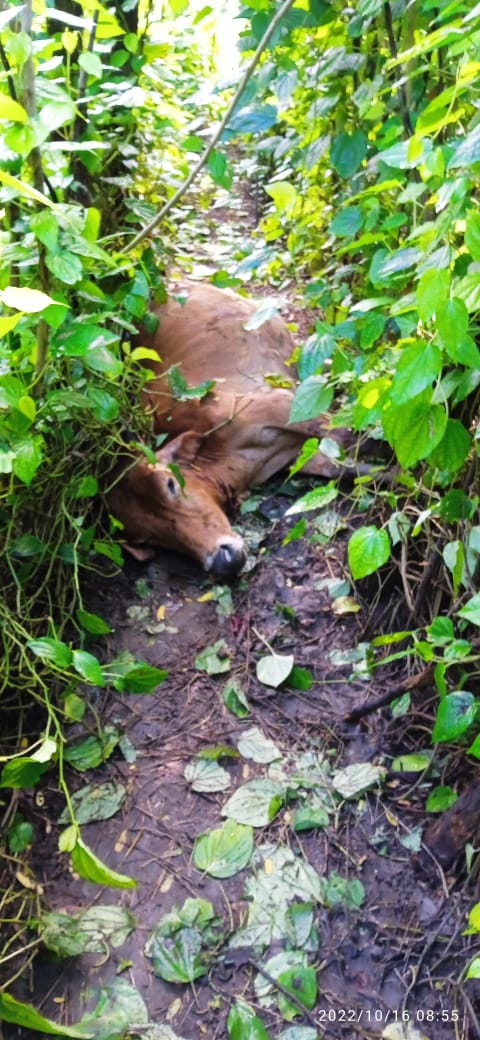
222,779,285,827
71,836,137,888
428,418,470,473
167,364,215,400
289,376,333,423
227,1002,272,1040
59,780,127,825
383,398,447,467
391,752,432,773
75,979,147,1039
0,757,49,789
390,341,441,404
323,875,365,909
465,210,480,261
146,898,219,983
265,180,297,214
78,51,103,78
330,130,367,178
27,637,73,668
292,804,329,831
0,92,28,122
237,726,281,763
448,124,480,169
76,607,112,632
288,666,313,690
72,474,98,497
195,639,231,674
207,149,233,189
467,957,480,980
285,483,339,516
416,269,450,322
64,726,121,770
256,653,294,688
426,786,458,812
333,762,386,798
229,103,278,135
184,758,232,793
72,649,105,686
297,332,335,378
40,904,134,957
113,663,169,693
277,964,317,1016
0,994,89,1038
458,592,480,627
222,680,250,717
431,691,476,743
348,526,391,579
12,435,43,485
7,817,33,853
46,250,83,285
194,819,254,878
436,297,469,357
330,206,363,237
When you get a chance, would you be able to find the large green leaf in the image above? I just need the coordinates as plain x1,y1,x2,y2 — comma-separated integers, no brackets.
0,994,90,1037
330,130,367,178
40,905,135,957
27,637,73,668
289,375,333,423
432,692,476,743
448,124,480,168
0,757,49,789
428,419,470,473
71,837,137,889
390,341,441,404
193,819,254,878
348,526,391,579
227,1002,272,1040
12,435,43,485
436,297,469,356
383,398,447,466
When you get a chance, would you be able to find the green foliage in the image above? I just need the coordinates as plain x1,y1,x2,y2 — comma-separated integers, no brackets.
0,0,226,998
231,0,480,772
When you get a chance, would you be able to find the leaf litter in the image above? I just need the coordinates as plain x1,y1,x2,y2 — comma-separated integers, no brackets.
13,478,480,1040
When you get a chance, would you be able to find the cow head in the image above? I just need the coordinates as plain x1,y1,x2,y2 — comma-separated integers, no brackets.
108,432,246,580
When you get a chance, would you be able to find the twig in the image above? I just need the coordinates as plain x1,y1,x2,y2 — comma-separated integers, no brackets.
121,0,297,255
249,958,318,1028
345,664,435,722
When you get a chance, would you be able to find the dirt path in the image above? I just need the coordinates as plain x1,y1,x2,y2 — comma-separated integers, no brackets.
10,484,480,1040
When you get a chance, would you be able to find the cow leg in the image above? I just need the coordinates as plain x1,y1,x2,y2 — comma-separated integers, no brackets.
218,390,366,483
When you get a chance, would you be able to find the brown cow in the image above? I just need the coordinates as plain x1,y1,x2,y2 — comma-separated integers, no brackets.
108,281,367,579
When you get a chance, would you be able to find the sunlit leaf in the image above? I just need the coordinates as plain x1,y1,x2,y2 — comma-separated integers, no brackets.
348,526,391,579
71,836,136,889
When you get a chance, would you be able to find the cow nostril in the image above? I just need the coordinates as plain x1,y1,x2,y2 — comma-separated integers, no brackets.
208,541,246,579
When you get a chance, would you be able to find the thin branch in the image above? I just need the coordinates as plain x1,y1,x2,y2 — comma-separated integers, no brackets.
121,0,297,255
21,0,49,389
383,1,413,137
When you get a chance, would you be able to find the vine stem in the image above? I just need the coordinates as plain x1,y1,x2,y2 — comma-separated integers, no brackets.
121,0,297,255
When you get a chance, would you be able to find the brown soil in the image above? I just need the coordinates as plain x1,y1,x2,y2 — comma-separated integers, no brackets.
6,483,480,1040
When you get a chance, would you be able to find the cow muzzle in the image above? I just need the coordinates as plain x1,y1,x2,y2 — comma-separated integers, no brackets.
205,536,246,580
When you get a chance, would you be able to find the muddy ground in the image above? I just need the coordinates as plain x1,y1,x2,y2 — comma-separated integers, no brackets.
6,478,480,1040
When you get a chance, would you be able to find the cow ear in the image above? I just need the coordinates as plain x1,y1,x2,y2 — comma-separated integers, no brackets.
157,431,203,466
